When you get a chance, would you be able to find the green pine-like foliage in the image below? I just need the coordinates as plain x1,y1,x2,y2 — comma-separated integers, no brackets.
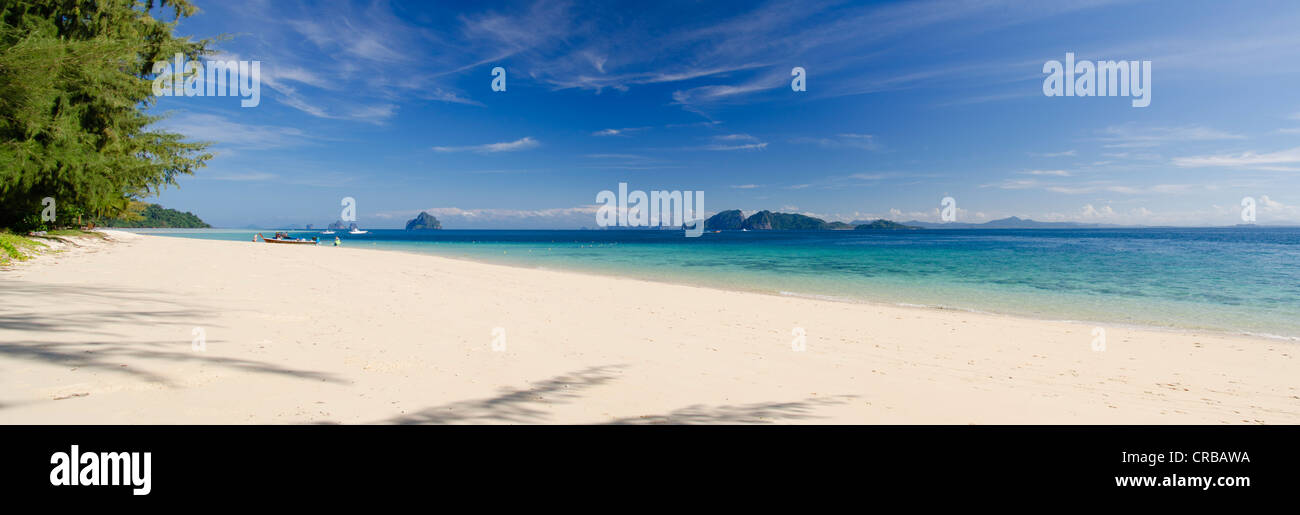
0,0,213,230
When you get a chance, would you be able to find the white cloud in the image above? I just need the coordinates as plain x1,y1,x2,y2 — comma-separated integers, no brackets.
1021,169,1071,176
702,143,767,151
197,171,279,182
1080,204,1116,219
592,126,650,137
1099,125,1245,146
790,133,878,150
155,113,308,149
433,137,540,153
1173,146,1300,169
584,153,646,159
684,134,768,151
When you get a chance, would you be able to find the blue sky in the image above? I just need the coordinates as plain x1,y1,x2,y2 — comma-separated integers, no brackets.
150,0,1300,228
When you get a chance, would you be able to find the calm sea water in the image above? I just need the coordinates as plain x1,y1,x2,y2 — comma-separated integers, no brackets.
134,227,1300,339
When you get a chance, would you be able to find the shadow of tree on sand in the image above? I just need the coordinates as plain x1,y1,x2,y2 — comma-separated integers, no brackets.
605,395,859,424
383,365,624,424
0,281,344,386
0,282,208,337
0,339,346,386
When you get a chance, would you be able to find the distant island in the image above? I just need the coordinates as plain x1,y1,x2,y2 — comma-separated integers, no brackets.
405,212,442,230
98,203,210,228
900,216,1115,229
853,219,915,230
703,210,917,231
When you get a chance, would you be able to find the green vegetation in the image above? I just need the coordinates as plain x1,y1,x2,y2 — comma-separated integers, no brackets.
703,209,746,230
45,229,105,238
854,219,918,230
742,210,833,230
0,1,213,230
0,230,45,264
98,202,209,228
703,209,917,231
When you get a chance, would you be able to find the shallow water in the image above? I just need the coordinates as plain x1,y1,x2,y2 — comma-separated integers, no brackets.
136,227,1300,339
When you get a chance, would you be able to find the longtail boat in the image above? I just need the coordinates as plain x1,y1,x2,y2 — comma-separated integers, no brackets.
256,232,319,245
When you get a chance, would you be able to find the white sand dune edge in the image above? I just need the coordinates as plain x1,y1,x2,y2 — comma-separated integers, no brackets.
0,232,1295,424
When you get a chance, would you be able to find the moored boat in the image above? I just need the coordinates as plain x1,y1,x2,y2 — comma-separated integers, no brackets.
256,232,319,245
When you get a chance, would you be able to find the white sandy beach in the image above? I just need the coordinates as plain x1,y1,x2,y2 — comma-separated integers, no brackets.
0,231,1295,424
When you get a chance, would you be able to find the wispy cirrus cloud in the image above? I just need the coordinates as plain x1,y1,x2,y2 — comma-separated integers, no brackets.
790,133,877,150
592,127,649,137
1098,124,1245,148
433,137,540,153
155,112,310,150
195,171,279,182
988,177,1202,195
1021,169,1072,176
1173,147,1300,171
675,133,768,151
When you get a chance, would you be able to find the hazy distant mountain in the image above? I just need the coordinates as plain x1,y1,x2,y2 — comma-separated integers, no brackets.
853,219,918,230
898,216,1114,229
704,210,916,230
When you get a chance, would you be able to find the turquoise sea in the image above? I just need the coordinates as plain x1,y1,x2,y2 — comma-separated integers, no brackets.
134,227,1300,340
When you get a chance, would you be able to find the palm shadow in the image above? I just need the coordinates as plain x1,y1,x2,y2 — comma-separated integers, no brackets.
605,395,859,424
0,280,344,387
382,365,625,424
380,364,856,425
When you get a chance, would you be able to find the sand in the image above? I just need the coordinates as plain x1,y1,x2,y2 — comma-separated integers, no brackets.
0,231,1295,424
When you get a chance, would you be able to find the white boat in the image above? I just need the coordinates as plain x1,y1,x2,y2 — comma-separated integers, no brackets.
321,230,336,234
348,229,368,235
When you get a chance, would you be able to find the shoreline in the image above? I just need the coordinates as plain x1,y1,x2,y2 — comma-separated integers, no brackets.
1,231,1296,424
138,229,1300,344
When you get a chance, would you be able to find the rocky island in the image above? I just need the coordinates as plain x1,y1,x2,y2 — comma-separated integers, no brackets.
702,209,917,231
405,211,442,230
